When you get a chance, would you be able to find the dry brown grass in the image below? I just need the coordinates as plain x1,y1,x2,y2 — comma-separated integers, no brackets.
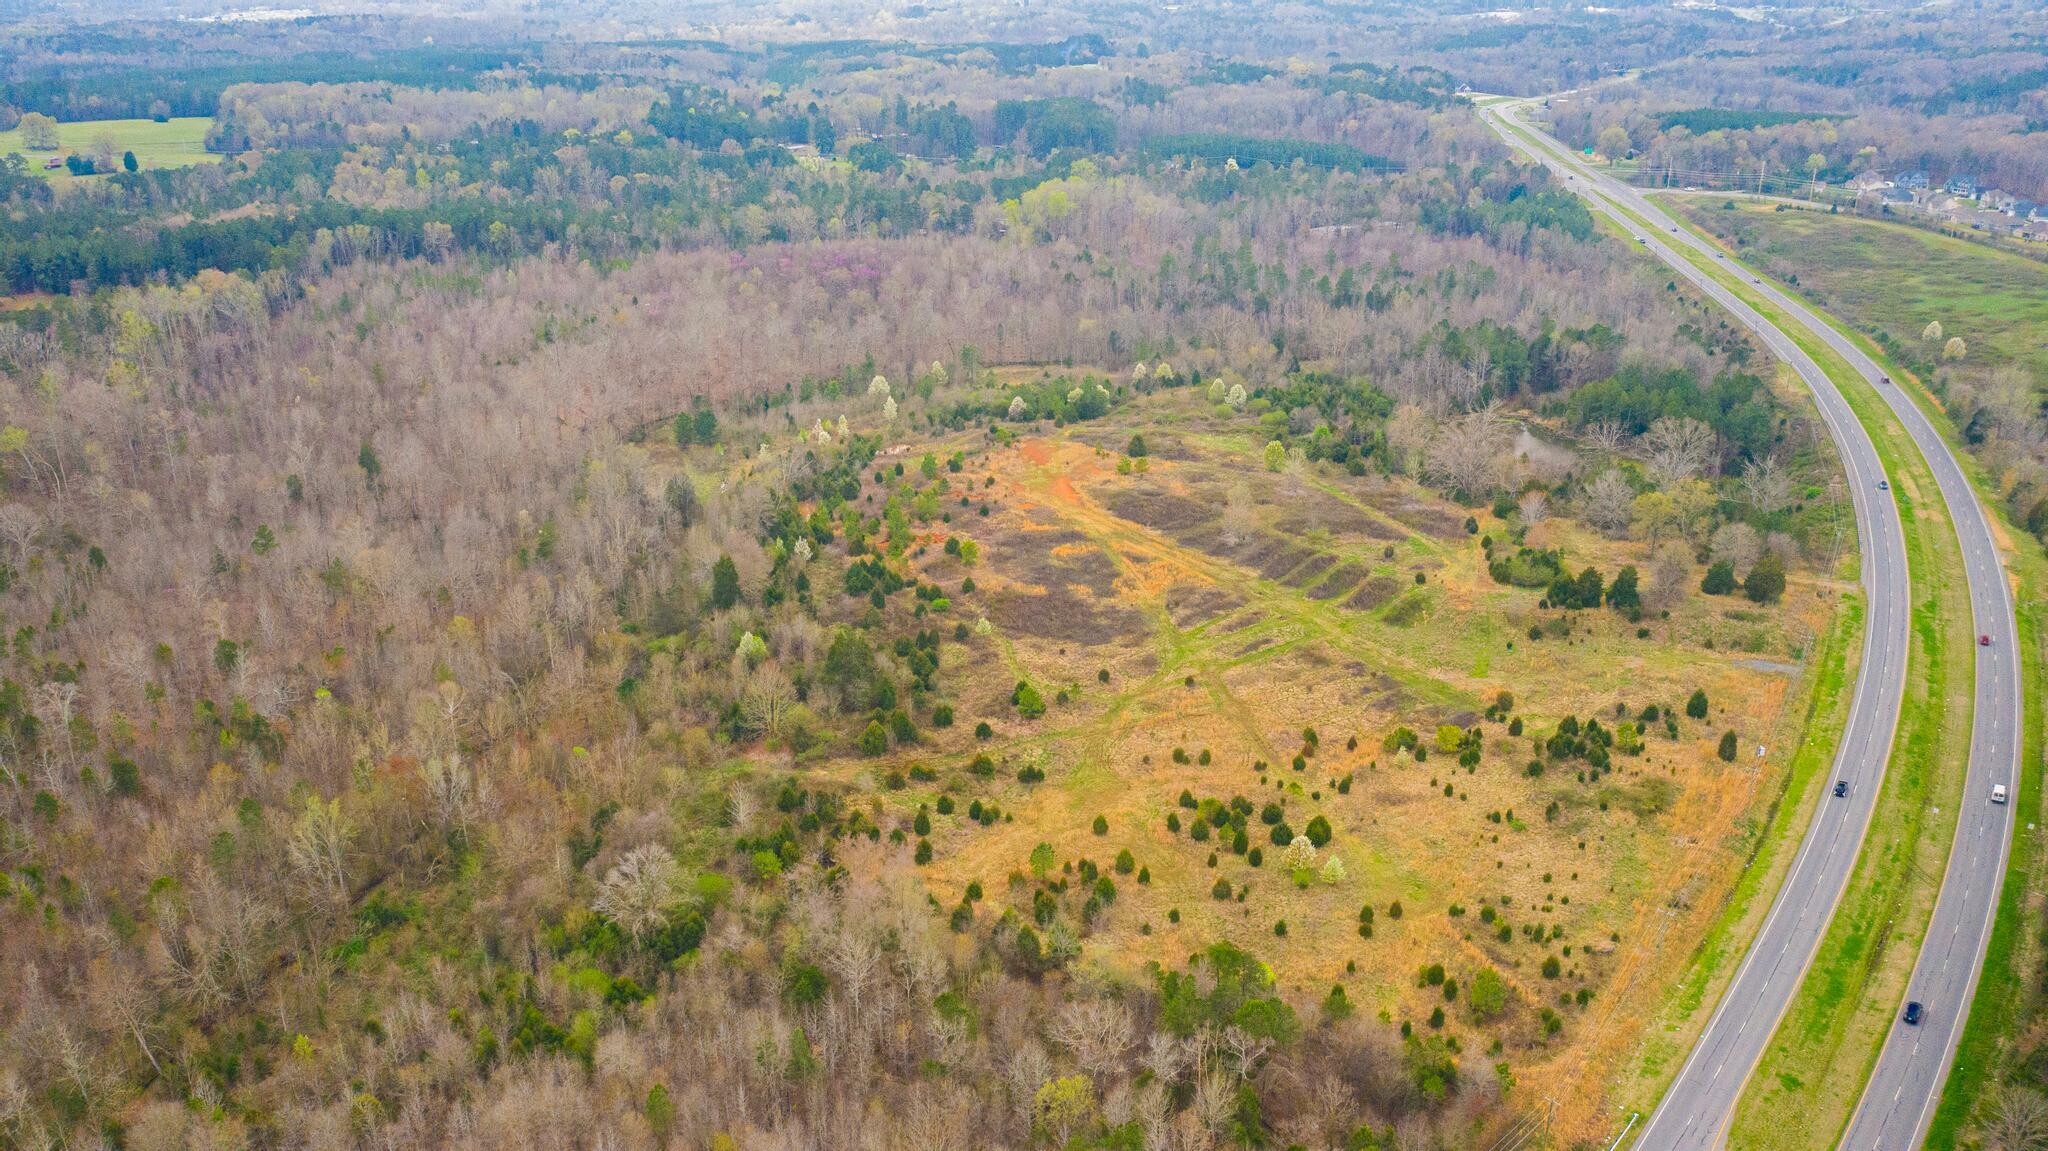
784,385,1849,1139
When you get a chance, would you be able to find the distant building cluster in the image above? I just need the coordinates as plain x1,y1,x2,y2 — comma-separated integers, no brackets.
1852,168,2048,240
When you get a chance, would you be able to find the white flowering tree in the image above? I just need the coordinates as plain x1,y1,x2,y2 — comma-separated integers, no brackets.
1008,396,1027,420
868,374,891,399
1226,383,1248,410
1286,835,1319,887
735,631,769,665
882,395,898,422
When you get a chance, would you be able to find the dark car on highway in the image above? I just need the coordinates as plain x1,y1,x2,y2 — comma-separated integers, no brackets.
1903,1001,1924,1026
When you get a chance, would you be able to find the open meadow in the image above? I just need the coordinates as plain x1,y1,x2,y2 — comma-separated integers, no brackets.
0,115,217,187
647,367,1859,1137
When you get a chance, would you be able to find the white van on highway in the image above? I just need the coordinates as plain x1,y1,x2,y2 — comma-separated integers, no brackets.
1992,784,2009,805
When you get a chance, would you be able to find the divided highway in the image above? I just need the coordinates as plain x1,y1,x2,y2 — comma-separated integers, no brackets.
1479,99,2022,1150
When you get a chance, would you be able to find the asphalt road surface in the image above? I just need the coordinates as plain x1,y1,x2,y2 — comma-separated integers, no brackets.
1480,99,2020,1150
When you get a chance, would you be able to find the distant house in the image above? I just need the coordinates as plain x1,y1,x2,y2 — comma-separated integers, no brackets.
1878,186,1915,204
1897,170,1929,190
42,157,62,170
1981,188,2017,212
1943,173,1979,197
1851,172,1891,193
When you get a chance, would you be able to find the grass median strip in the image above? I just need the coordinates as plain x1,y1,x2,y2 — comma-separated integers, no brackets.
1691,207,2048,1151
1623,196,1977,1150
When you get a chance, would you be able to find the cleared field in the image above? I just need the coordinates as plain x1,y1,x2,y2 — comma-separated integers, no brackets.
0,116,219,188
653,370,1861,1144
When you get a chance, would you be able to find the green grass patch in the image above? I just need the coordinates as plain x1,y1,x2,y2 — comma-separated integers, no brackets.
1672,200,2048,394
0,116,218,187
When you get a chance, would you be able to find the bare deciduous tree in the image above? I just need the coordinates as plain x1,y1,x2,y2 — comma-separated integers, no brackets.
1582,470,1637,535
1739,454,1794,514
1983,1084,2048,1151
1710,522,1762,573
1053,999,1134,1080
591,844,682,939
1642,417,1717,487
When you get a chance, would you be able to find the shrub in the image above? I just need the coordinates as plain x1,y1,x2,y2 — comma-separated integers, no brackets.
914,839,933,864
914,808,932,835
1166,812,1182,833
1092,815,1109,835
1700,560,1736,595
1606,566,1640,611
976,721,994,740
1743,552,1786,603
1212,877,1233,900
1305,815,1332,847
1270,822,1295,846
932,704,955,728
1686,689,1709,719
859,721,889,756
1274,919,1288,937
1718,730,1739,761
1541,956,1562,979
1469,967,1509,1020
1388,900,1403,919
1247,846,1263,867
1012,681,1047,718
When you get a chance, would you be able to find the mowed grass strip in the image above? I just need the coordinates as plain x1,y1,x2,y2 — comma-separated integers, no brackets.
1621,197,1977,1150
1654,199,2039,1146
1701,209,2048,1150
0,116,218,188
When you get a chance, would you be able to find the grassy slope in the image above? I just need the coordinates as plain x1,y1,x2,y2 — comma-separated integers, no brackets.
0,116,217,188
1669,201,2048,1148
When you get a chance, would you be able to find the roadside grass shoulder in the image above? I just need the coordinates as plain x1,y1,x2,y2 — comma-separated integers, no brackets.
1649,197,2048,1147
1630,196,1978,1149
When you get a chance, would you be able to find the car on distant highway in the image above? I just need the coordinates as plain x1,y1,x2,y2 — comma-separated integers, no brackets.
1833,780,1850,798
1903,1001,1924,1026
1877,479,1889,490
1980,634,1993,646
1993,784,2009,805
